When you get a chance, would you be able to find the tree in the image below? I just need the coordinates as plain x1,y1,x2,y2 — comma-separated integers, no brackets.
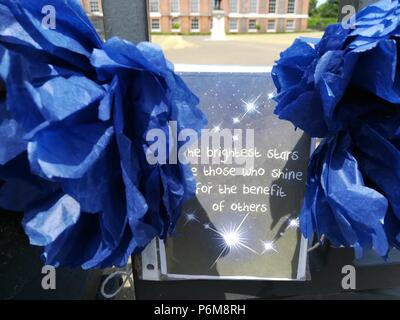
309,0,318,16
318,0,339,18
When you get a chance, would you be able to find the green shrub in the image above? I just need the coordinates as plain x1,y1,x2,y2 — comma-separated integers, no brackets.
308,16,337,30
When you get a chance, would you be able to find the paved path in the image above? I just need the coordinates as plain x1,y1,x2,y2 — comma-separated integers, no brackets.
152,32,323,66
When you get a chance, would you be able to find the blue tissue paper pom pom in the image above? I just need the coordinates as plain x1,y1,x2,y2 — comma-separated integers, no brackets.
0,0,206,268
273,0,400,257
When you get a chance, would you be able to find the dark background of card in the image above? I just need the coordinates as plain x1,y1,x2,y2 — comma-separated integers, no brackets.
163,72,310,279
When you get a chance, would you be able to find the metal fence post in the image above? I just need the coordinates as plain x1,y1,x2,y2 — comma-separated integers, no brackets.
102,0,150,43
338,0,378,21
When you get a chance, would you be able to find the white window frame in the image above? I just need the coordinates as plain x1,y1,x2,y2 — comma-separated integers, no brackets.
287,0,296,14
170,0,180,14
249,0,258,14
267,19,276,32
190,0,200,13
229,18,238,32
248,19,257,32
286,19,295,31
268,0,276,14
89,0,100,13
149,0,160,13
151,18,161,32
191,17,200,32
229,0,239,13
171,17,181,32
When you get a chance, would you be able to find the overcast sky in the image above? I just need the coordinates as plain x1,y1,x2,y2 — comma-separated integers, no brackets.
317,0,328,6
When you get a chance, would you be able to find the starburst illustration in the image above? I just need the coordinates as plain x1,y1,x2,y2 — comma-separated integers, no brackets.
184,211,199,225
212,122,223,133
259,215,299,255
261,240,278,254
204,213,258,268
232,117,240,124
240,94,262,120
268,92,275,99
231,94,265,123
287,218,300,229
203,223,211,230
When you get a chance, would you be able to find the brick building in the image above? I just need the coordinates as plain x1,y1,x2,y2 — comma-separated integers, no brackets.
80,0,309,36
80,0,105,38
149,0,309,33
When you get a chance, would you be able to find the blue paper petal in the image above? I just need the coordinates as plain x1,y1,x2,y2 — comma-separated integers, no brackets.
273,0,400,257
301,134,389,256
0,0,206,269
28,123,114,179
0,101,26,164
23,193,80,246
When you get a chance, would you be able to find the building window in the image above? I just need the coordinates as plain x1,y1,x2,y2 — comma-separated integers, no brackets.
287,0,295,13
89,0,99,13
229,0,238,12
171,0,180,13
191,18,200,31
171,17,180,31
151,19,161,32
267,19,276,31
249,0,258,13
149,0,160,13
191,0,200,13
91,19,102,31
286,19,295,30
249,19,257,31
229,18,238,32
268,0,276,13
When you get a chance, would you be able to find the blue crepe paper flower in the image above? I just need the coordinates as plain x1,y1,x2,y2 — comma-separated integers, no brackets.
0,0,206,268
273,0,400,257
